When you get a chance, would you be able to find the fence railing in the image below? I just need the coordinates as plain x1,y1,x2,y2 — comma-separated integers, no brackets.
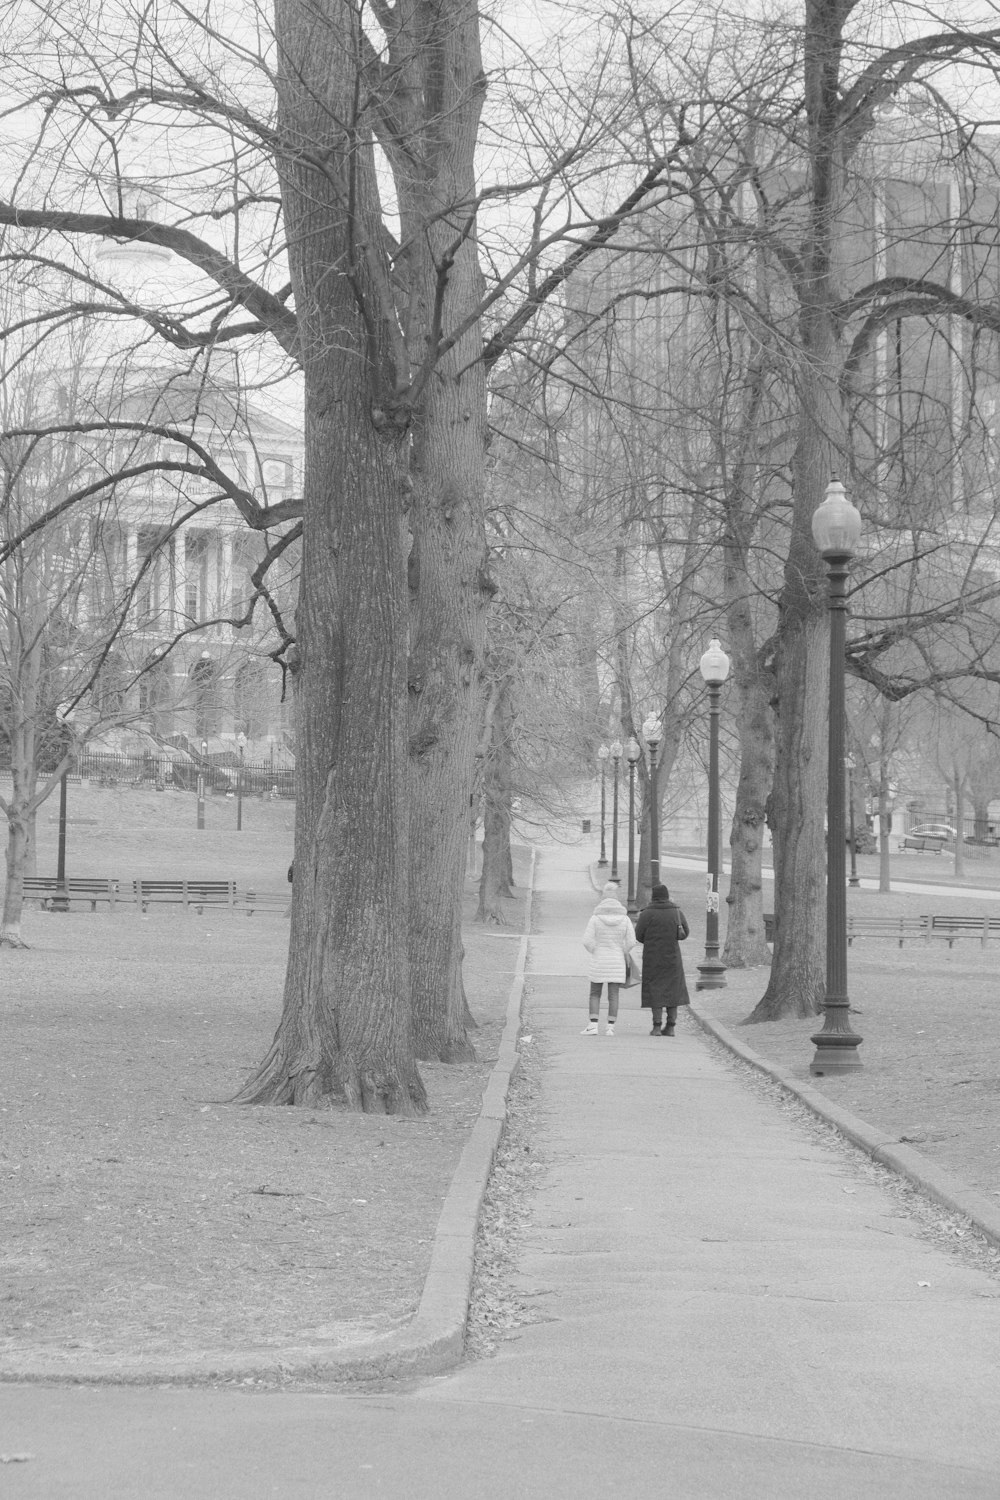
69,751,295,798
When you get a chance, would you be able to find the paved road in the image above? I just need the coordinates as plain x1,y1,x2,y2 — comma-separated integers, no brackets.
3,845,1000,1497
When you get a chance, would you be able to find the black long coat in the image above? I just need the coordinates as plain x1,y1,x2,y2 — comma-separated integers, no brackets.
634,898,690,1010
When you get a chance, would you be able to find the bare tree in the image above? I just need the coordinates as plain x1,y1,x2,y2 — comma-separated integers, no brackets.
1,0,692,1105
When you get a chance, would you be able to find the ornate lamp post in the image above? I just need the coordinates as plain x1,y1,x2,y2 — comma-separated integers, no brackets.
696,639,730,990
597,744,610,866
625,737,641,915
642,713,662,889
810,478,864,1075
609,739,623,881
846,754,860,887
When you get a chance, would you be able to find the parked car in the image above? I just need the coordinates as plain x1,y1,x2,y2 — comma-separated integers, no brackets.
907,824,957,841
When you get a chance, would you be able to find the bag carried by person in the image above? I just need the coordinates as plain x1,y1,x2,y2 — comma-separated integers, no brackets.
623,944,643,988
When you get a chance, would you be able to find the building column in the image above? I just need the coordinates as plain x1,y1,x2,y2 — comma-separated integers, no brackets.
218,533,234,641
172,527,187,628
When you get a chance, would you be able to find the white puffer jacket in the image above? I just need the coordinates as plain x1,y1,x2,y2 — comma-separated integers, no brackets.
582,896,637,983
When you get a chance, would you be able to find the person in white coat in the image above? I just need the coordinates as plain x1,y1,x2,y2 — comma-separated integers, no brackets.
581,881,637,1036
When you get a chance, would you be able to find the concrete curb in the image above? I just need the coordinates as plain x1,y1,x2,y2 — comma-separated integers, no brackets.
690,1001,1000,1252
3,851,537,1389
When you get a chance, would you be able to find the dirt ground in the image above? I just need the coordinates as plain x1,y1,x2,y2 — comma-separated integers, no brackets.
0,783,525,1379
3,794,1000,1380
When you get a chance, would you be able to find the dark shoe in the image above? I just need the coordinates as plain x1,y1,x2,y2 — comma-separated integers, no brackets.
650,1023,661,1035
663,1025,675,1036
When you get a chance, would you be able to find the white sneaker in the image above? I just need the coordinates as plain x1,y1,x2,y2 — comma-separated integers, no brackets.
606,1023,615,1037
581,1021,599,1035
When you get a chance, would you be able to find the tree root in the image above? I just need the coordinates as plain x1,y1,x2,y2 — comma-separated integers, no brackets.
233,1046,429,1115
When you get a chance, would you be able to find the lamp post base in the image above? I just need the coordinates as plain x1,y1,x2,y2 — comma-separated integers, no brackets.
809,1023,864,1075
695,957,727,990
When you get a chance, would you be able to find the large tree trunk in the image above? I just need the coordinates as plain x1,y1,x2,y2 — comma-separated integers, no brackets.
744,0,851,1022
747,358,837,1022
748,616,828,1018
394,0,489,1063
235,0,425,1112
1,632,45,948
477,677,513,925
1,800,30,948
746,313,839,1025
723,670,774,967
720,367,776,970
951,768,966,878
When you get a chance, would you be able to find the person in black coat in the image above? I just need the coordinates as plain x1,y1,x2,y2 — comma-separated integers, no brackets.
634,883,690,1035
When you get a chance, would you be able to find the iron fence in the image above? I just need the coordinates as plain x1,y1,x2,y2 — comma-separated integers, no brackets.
69,751,295,798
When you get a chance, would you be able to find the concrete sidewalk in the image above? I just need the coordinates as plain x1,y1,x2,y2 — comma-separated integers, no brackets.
414,844,1000,1491
3,842,1000,1497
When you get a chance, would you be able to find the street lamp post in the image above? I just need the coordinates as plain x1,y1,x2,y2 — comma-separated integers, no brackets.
597,744,610,866
642,713,662,890
609,740,622,881
625,737,641,915
696,640,730,990
810,478,864,1075
846,754,860,888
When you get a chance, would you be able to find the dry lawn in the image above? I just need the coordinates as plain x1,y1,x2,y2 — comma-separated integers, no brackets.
0,781,526,1380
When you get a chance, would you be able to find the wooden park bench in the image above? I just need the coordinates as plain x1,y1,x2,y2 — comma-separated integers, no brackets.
926,914,1000,948
764,913,927,946
22,876,120,911
764,911,998,949
899,834,947,853
131,879,237,913
846,915,928,946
